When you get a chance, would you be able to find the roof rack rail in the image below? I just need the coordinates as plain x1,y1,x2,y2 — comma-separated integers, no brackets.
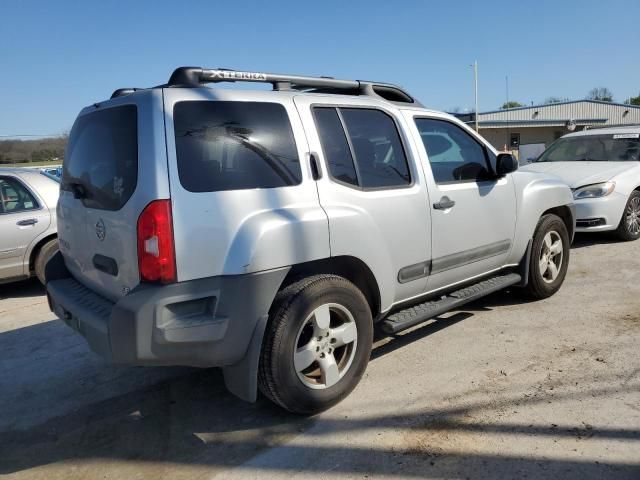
167,66,420,105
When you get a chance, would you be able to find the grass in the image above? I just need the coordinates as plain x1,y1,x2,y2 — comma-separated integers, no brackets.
0,160,62,168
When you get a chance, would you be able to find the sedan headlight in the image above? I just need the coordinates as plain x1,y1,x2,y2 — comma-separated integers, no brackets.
573,181,616,199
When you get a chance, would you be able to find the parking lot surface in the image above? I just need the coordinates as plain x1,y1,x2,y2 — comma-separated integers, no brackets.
0,233,639,479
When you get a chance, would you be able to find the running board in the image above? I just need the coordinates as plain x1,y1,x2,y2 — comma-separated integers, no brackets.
380,273,522,335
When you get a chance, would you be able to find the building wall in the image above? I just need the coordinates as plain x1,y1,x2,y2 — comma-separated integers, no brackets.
479,101,640,125
479,127,562,151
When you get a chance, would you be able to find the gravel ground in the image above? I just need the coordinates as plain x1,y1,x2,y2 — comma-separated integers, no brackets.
0,232,638,479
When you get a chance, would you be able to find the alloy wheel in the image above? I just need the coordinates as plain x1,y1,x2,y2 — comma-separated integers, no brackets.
294,303,358,389
539,231,563,284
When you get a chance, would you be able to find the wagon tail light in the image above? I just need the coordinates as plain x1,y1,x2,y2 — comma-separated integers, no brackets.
137,200,177,283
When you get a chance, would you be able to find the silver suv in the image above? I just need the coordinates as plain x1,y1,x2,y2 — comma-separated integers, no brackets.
46,67,575,414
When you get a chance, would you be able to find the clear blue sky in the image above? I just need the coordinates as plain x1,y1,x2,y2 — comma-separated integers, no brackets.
2,0,639,137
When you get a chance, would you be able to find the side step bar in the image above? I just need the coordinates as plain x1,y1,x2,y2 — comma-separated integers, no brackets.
380,273,522,334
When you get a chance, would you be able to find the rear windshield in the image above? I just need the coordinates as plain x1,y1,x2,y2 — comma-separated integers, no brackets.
173,101,301,192
536,134,640,162
62,105,138,210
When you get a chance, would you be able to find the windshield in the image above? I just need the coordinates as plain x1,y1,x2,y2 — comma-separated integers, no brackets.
536,134,640,162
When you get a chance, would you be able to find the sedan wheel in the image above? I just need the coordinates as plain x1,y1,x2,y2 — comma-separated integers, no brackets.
616,191,640,241
625,196,640,236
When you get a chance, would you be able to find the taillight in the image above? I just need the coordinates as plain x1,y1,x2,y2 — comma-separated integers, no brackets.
137,200,176,283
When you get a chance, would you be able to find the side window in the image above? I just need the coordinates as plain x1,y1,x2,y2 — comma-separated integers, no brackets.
0,177,38,214
174,101,301,193
415,118,492,184
313,107,411,189
340,108,411,188
313,108,358,185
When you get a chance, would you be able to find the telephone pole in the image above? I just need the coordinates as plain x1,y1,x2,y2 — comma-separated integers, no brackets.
471,60,479,131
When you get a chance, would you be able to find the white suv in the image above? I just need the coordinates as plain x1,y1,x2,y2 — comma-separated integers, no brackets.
46,67,575,414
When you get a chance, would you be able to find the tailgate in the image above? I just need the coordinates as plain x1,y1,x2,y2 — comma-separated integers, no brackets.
58,93,170,301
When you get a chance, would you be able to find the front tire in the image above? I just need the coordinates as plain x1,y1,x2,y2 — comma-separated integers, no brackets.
523,214,570,300
258,275,373,415
615,191,640,241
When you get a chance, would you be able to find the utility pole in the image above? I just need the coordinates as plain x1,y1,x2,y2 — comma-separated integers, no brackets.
471,60,479,132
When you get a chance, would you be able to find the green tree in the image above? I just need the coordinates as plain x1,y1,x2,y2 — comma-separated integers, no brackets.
501,101,524,109
587,87,613,102
544,96,567,104
625,93,640,106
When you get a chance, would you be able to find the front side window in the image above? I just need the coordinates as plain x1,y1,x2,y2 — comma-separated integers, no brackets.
415,118,492,184
536,134,640,163
0,176,38,214
174,101,302,192
313,107,411,189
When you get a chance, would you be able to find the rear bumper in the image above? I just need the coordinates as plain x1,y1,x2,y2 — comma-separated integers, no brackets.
46,256,288,368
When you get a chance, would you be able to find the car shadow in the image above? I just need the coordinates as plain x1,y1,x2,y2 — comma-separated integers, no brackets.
0,277,45,300
571,232,625,249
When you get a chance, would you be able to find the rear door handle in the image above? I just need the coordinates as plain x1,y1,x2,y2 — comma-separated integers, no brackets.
433,196,455,210
17,218,38,226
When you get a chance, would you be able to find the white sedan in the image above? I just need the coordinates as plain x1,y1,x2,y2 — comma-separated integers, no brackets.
522,127,640,240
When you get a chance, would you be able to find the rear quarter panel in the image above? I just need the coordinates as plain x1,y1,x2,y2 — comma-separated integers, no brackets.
162,88,330,281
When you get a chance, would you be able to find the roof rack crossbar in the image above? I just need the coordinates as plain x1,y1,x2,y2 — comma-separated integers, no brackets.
167,67,418,104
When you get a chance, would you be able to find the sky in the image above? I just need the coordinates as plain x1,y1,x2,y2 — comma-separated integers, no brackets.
1,0,639,137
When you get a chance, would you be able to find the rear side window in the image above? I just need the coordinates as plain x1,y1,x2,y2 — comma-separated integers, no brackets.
62,105,138,210
0,176,38,213
313,108,358,185
313,107,411,189
174,101,301,192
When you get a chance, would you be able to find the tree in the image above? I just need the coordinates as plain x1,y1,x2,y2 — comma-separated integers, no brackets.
501,101,524,109
625,93,640,106
587,87,613,102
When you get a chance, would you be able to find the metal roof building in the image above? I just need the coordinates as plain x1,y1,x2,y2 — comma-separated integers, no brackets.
457,100,640,162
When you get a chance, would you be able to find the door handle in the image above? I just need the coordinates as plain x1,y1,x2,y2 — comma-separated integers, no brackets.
17,218,38,226
433,196,455,210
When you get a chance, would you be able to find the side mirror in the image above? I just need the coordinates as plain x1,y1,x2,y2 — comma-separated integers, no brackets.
496,153,518,176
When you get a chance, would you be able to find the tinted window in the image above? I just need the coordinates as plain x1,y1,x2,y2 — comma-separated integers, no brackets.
415,118,492,183
174,101,301,192
62,105,138,210
536,134,640,162
313,107,358,185
340,109,411,188
0,176,38,214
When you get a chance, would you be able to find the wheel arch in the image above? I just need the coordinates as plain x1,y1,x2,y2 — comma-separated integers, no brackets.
542,205,575,241
281,256,382,320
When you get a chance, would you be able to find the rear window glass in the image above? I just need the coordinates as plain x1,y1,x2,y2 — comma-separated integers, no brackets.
173,101,301,192
62,105,138,210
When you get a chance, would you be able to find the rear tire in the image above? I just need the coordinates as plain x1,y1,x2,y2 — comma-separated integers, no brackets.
615,191,640,241
258,275,373,415
34,238,58,285
523,214,570,300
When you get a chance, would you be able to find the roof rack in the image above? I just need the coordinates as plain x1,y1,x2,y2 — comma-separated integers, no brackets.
166,66,420,105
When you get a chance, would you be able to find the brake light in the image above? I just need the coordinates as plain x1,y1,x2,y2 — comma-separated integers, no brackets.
137,200,176,283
